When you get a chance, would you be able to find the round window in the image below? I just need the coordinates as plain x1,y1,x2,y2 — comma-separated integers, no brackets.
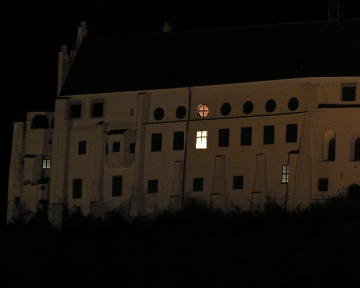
220,102,231,116
176,106,187,119
153,107,164,121
265,99,276,113
288,97,299,111
243,101,254,114
197,104,209,117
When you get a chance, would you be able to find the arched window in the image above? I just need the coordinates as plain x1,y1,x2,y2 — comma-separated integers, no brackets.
31,115,49,129
354,138,360,160
323,130,336,161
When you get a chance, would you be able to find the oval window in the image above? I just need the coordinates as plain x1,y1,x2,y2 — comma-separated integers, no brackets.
197,104,209,117
176,106,187,119
153,107,164,121
220,102,231,116
243,101,254,114
288,97,299,111
265,99,276,113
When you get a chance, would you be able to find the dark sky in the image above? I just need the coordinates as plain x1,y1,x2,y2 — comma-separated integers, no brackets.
2,0,360,224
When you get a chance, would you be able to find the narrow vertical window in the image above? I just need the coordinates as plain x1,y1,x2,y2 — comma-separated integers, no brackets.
151,133,162,152
112,176,122,197
112,141,120,152
193,178,204,191
173,131,184,150
286,124,298,143
78,141,87,155
42,159,51,169
218,128,230,147
73,179,82,199
148,180,158,193
328,138,336,161
281,165,289,183
263,125,275,144
241,127,252,146
130,143,135,154
318,178,328,191
354,138,360,160
196,130,207,149
233,176,244,189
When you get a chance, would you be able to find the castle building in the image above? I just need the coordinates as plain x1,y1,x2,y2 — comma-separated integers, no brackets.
8,10,360,226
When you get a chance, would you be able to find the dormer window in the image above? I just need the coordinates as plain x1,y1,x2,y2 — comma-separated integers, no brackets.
341,83,356,101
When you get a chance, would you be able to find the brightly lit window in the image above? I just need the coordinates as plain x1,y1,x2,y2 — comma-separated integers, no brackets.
281,164,289,183
196,130,207,149
197,104,209,117
42,159,51,169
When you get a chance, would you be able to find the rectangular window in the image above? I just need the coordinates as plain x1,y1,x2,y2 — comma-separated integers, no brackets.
130,143,135,154
78,141,87,155
263,125,275,144
42,159,51,169
112,141,120,152
92,102,104,117
148,179,158,193
318,178,328,191
233,176,244,189
69,103,81,119
286,124,298,143
218,128,230,147
15,197,20,204
196,130,207,149
193,178,204,191
151,133,162,152
281,165,289,183
173,131,184,150
342,83,356,101
72,179,82,199
112,176,122,197
241,127,252,146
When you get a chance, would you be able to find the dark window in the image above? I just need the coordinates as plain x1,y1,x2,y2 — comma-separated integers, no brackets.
342,85,356,101
220,103,231,116
154,108,164,121
73,179,82,199
193,178,204,191
148,180,158,193
92,102,104,117
176,106,187,119
31,115,49,129
15,197,20,204
265,99,276,113
218,129,230,147
173,132,184,150
112,176,122,197
241,127,252,146
243,101,253,114
328,138,336,161
70,104,81,119
105,144,108,155
355,138,360,160
263,125,275,144
318,178,328,191
130,143,135,154
286,124,298,143
78,141,87,155
151,133,162,152
112,141,120,152
233,176,244,189
288,97,299,111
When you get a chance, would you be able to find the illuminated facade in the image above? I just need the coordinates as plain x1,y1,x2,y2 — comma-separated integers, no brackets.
8,14,360,226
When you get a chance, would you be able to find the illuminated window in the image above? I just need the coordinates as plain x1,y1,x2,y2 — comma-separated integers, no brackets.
233,176,244,189
341,83,356,101
318,178,328,191
42,159,51,169
196,130,207,149
197,104,209,117
281,165,289,183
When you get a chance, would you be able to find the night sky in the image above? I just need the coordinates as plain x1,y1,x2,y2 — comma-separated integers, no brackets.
3,0,360,225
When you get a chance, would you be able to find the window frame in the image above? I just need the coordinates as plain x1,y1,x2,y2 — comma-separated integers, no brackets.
112,141,120,153
112,176,123,197
173,131,185,151
91,100,104,118
263,125,275,145
151,133,162,152
148,179,158,193
318,178,329,192
193,178,204,191
232,176,244,190
72,179,82,199
281,165,289,184
341,83,356,101
197,104,209,118
286,124,298,143
78,141,87,155
68,102,82,119
42,159,51,169
218,128,230,147
241,127,252,146
196,130,208,149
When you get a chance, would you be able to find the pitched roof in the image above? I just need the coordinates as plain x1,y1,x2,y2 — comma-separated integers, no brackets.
60,19,360,96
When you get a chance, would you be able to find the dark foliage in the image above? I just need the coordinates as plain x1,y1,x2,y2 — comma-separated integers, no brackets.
2,197,360,287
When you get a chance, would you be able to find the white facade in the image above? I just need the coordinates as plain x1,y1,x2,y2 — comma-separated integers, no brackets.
8,21,360,226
